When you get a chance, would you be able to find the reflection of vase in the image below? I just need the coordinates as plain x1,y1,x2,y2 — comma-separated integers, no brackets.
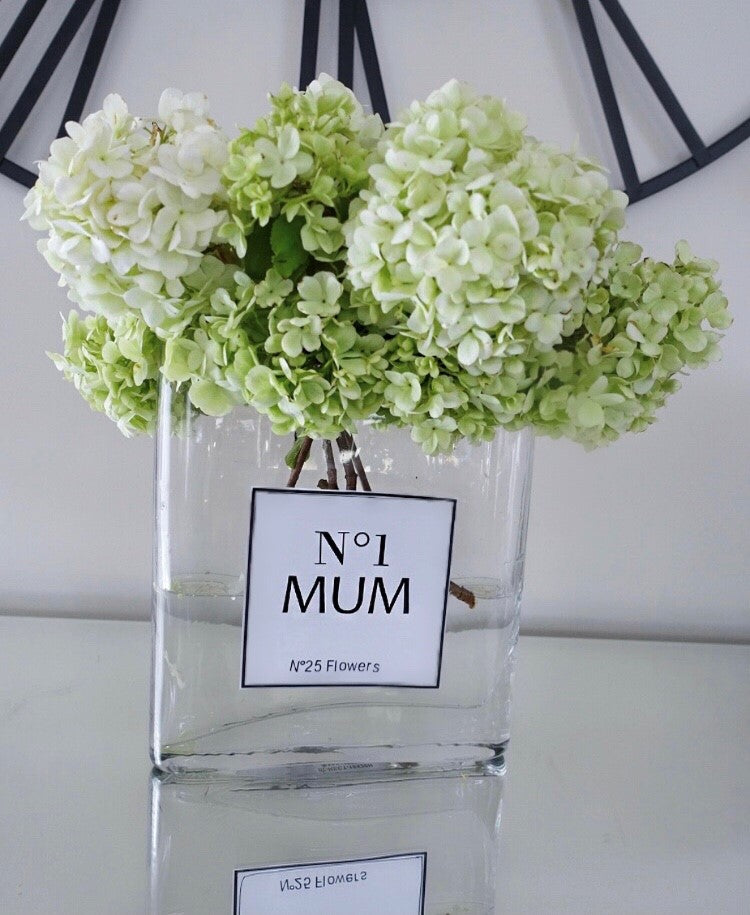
149,769,504,914
152,379,534,781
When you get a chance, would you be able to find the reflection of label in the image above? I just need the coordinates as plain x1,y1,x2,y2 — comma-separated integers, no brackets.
233,853,427,915
241,489,455,688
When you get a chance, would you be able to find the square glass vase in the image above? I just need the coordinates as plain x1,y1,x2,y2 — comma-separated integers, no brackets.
152,379,533,782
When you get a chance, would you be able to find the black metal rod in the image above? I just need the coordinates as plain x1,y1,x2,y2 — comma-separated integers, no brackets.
571,0,639,197
633,115,750,203
0,0,97,161
0,158,36,188
338,0,355,87
0,0,49,80
599,0,707,165
298,0,321,89
353,0,390,121
708,113,750,161
58,0,122,136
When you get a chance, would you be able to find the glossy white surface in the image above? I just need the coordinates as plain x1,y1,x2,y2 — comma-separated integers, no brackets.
1,616,748,913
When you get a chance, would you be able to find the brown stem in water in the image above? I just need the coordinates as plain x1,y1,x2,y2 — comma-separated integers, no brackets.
449,580,476,609
336,431,372,491
323,439,339,490
286,436,312,488
336,433,358,491
349,437,372,491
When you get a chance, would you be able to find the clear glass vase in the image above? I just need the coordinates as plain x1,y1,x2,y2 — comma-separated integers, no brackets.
149,769,504,914
152,379,533,782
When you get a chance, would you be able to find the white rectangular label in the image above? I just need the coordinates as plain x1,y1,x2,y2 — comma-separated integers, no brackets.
233,853,426,915
241,489,455,688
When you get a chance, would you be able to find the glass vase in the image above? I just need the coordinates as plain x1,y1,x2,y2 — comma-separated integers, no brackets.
149,769,504,914
152,379,533,781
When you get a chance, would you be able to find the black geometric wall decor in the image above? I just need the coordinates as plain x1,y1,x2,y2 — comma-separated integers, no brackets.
300,0,390,122
1,0,747,204
0,0,121,188
571,0,750,202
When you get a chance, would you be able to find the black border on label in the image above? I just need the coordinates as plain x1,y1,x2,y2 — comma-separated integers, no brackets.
233,851,427,915
240,488,456,689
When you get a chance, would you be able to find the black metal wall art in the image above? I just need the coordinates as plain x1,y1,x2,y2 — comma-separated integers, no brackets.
0,0,121,188
300,0,390,122
571,0,750,201
0,0,747,203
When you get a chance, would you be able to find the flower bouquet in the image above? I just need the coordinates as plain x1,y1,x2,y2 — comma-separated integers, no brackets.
24,76,730,779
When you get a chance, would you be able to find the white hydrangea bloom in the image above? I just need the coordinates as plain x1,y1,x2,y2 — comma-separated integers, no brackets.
346,79,628,373
23,89,229,333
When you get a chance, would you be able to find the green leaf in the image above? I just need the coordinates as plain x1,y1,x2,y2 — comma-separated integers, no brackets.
284,436,305,469
243,221,273,281
271,216,309,278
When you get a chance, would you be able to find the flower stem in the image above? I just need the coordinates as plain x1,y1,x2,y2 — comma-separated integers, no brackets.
323,439,339,489
349,436,372,491
449,580,476,609
335,432,358,491
286,435,312,488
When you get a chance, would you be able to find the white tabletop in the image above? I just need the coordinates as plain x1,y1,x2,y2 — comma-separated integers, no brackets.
1,616,748,914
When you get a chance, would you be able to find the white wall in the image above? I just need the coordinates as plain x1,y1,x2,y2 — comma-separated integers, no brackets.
1,0,748,639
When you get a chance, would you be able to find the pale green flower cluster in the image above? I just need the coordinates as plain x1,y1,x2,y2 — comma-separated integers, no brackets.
346,80,628,374
222,73,382,262
160,266,391,438
147,76,389,433
519,241,731,447
369,240,729,453
49,311,162,435
29,78,729,451
23,90,229,331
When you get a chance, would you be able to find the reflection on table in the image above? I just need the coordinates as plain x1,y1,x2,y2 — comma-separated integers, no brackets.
148,768,505,914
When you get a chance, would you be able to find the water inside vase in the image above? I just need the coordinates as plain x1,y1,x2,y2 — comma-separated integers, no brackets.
152,572,519,783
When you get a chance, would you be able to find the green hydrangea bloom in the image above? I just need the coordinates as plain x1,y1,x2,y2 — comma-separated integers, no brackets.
222,73,382,262
345,79,628,376
49,311,163,434
154,75,391,437
519,241,731,447
164,266,391,438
